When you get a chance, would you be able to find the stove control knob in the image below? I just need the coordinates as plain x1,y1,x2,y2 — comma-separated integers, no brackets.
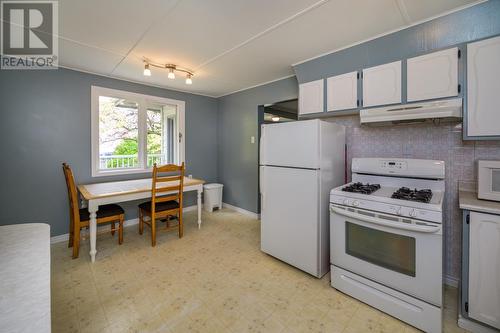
343,199,350,206
395,207,402,215
409,209,417,217
352,200,359,207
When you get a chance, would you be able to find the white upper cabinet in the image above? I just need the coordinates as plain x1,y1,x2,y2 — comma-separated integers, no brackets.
362,61,402,107
327,71,358,112
407,47,459,102
467,36,500,137
299,79,324,115
468,211,500,329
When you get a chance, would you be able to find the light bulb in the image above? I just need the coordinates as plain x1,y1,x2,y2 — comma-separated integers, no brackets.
143,64,151,76
185,74,193,85
168,68,175,79
272,116,280,122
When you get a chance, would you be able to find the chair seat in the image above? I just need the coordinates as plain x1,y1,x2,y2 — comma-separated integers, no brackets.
139,200,180,213
79,204,124,221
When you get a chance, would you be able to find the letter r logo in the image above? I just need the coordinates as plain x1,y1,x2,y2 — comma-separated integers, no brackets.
1,1,56,55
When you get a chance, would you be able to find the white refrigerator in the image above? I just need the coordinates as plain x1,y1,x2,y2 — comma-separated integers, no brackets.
259,119,345,278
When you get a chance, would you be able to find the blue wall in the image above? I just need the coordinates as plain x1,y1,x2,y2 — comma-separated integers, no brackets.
2,0,500,238
0,68,218,236
294,0,500,85
218,0,500,214
294,0,500,115
215,1,500,280
218,77,298,212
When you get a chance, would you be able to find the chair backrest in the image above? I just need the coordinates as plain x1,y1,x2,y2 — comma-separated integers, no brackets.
151,163,185,215
62,163,80,225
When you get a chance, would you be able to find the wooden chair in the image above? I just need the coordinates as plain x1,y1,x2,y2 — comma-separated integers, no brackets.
138,163,185,247
62,163,125,258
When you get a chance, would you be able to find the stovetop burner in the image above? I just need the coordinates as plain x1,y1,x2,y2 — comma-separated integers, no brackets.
391,187,433,203
342,182,381,195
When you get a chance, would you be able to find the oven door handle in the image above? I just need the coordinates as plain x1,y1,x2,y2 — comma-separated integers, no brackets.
330,206,441,233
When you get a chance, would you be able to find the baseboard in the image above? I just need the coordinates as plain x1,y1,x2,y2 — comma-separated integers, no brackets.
222,202,260,219
50,205,197,244
50,233,70,244
444,275,459,288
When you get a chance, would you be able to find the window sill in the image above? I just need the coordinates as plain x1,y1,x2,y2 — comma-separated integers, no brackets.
91,168,153,178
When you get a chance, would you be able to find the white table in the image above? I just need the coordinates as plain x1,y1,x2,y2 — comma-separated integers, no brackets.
0,223,51,333
78,177,204,262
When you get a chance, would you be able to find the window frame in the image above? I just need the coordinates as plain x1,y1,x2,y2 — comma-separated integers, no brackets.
91,86,185,177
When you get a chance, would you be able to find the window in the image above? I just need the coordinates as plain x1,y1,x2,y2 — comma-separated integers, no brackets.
91,86,185,177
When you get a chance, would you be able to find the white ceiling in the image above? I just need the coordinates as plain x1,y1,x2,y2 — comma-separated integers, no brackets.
57,0,482,97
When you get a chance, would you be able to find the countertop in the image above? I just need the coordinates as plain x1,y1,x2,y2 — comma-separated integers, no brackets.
459,190,500,215
0,223,51,333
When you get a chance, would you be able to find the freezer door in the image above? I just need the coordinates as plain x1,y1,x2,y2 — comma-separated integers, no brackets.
260,120,319,169
260,166,320,276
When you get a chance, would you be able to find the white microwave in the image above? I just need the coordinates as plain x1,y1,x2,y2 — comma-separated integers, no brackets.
478,160,500,202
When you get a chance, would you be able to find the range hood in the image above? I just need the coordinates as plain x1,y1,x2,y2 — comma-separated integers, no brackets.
360,98,462,125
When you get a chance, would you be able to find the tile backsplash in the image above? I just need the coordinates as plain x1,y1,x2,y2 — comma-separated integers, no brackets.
326,115,500,281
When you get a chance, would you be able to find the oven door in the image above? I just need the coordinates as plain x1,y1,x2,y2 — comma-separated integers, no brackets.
330,204,442,306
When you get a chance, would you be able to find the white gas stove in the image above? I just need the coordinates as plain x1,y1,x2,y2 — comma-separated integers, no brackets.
330,158,445,333
330,158,445,223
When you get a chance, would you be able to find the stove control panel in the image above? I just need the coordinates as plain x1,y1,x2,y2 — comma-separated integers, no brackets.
389,205,402,215
351,158,445,179
380,160,407,171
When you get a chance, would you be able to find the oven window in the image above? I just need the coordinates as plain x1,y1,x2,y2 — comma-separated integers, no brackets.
346,222,416,277
493,170,500,192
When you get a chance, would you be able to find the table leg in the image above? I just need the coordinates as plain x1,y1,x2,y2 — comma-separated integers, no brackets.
197,188,202,229
88,204,98,262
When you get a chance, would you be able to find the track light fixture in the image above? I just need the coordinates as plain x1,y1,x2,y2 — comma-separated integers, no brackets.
142,60,194,85
185,73,193,85
143,63,151,76
167,67,175,79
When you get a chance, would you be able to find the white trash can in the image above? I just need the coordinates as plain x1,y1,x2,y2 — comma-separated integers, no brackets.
203,183,223,212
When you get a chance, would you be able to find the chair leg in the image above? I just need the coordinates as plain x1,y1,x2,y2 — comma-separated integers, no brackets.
118,215,124,245
166,215,175,229
68,222,74,248
178,210,183,239
151,216,156,247
111,222,115,236
139,209,144,235
72,225,80,259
